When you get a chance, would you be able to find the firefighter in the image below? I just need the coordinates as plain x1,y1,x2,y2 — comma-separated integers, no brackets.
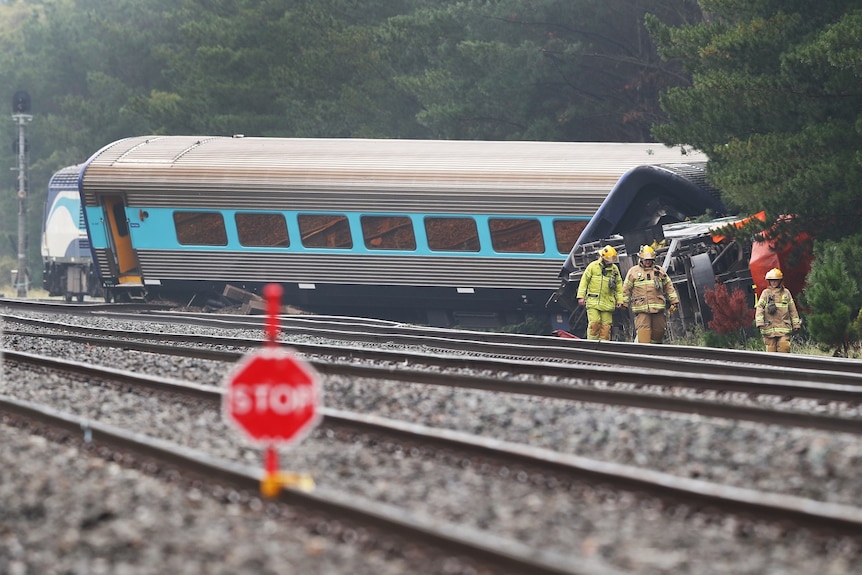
622,244,680,344
755,268,801,352
576,245,624,340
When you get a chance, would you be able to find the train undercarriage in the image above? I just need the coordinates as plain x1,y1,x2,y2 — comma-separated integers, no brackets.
42,260,104,302
547,217,756,341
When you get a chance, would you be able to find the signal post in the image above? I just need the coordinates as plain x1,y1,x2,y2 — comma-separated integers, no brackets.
12,91,32,297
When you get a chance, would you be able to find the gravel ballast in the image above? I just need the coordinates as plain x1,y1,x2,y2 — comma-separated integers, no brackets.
3,312,862,574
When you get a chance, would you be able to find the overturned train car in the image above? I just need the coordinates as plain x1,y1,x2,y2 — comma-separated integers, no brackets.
549,217,758,341
75,135,710,327
546,162,749,339
547,162,811,340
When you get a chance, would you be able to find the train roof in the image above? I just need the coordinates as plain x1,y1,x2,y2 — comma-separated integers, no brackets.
559,162,728,274
43,164,83,224
83,136,705,174
79,135,707,215
48,163,82,187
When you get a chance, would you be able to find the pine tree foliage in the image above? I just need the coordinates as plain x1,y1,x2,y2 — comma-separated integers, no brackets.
646,1,862,249
803,244,859,357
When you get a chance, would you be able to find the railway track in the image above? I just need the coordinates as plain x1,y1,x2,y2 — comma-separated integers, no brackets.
5,310,862,383
5,314,862,431
0,395,593,575
4,297,860,374
105,309,862,372
4,352,862,558
4,305,862,573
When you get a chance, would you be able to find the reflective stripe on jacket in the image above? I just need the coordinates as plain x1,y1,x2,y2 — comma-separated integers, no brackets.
576,259,624,312
755,286,801,336
623,264,679,314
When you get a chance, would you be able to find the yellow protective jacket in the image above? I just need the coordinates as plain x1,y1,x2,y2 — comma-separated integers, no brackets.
755,286,801,336
623,264,679,314
576,259,624,312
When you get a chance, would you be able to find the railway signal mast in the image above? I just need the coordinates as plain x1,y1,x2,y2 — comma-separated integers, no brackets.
12,90,32,297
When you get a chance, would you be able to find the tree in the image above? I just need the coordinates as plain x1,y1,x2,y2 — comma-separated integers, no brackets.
819,234,862,314
0,0,182,282
703,282,754,348
123,0,430,138
803,243,859,357
390,0,704,141
0,0,710,285
646,1,862,251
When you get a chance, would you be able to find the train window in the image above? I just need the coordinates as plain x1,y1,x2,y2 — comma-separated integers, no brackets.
298,214,353,249
489,218,545,253
424,217,480,252
361,216,416,250
236,213,290,247
553,220,588,254
174,212,228,246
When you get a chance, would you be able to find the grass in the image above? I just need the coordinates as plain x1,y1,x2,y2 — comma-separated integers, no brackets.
0,284,51,299
673,325,862,359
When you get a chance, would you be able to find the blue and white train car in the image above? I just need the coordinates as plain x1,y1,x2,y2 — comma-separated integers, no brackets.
77,135,713,326
41,164,101,301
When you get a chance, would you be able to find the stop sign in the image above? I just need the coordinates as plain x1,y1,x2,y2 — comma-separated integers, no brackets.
223,347,322,445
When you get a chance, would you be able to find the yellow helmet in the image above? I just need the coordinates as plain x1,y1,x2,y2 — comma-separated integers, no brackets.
766,268,783,281
638,245,656,260
599,245,619,263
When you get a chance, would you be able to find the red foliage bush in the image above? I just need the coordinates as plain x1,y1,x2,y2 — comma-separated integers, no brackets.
704,283,755,335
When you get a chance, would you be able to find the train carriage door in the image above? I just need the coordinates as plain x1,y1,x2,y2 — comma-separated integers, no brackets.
102,195,142,285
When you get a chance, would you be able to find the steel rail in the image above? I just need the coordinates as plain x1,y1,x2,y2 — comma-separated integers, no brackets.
0,395,608,575
5,314,862,389
5,346,862,436
0,298,170,313
327,408,862,534
7,316,862,392
2,300,860,374
4,372,862,539
131,309,862,374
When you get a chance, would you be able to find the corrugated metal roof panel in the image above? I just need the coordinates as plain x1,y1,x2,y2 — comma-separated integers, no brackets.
89,135,704,172
81,136,707,217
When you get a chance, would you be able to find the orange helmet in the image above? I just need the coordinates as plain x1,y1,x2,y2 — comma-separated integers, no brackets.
599,245,619,263
765,268,783,281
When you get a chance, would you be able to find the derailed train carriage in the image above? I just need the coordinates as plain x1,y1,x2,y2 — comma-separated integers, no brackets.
72,135,720,327
547,162,810,340
549,217,756,341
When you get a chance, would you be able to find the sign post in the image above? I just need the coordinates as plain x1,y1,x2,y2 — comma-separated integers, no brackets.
223,283,322,497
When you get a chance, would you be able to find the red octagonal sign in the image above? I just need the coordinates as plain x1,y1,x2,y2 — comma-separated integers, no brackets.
223,347,322,445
